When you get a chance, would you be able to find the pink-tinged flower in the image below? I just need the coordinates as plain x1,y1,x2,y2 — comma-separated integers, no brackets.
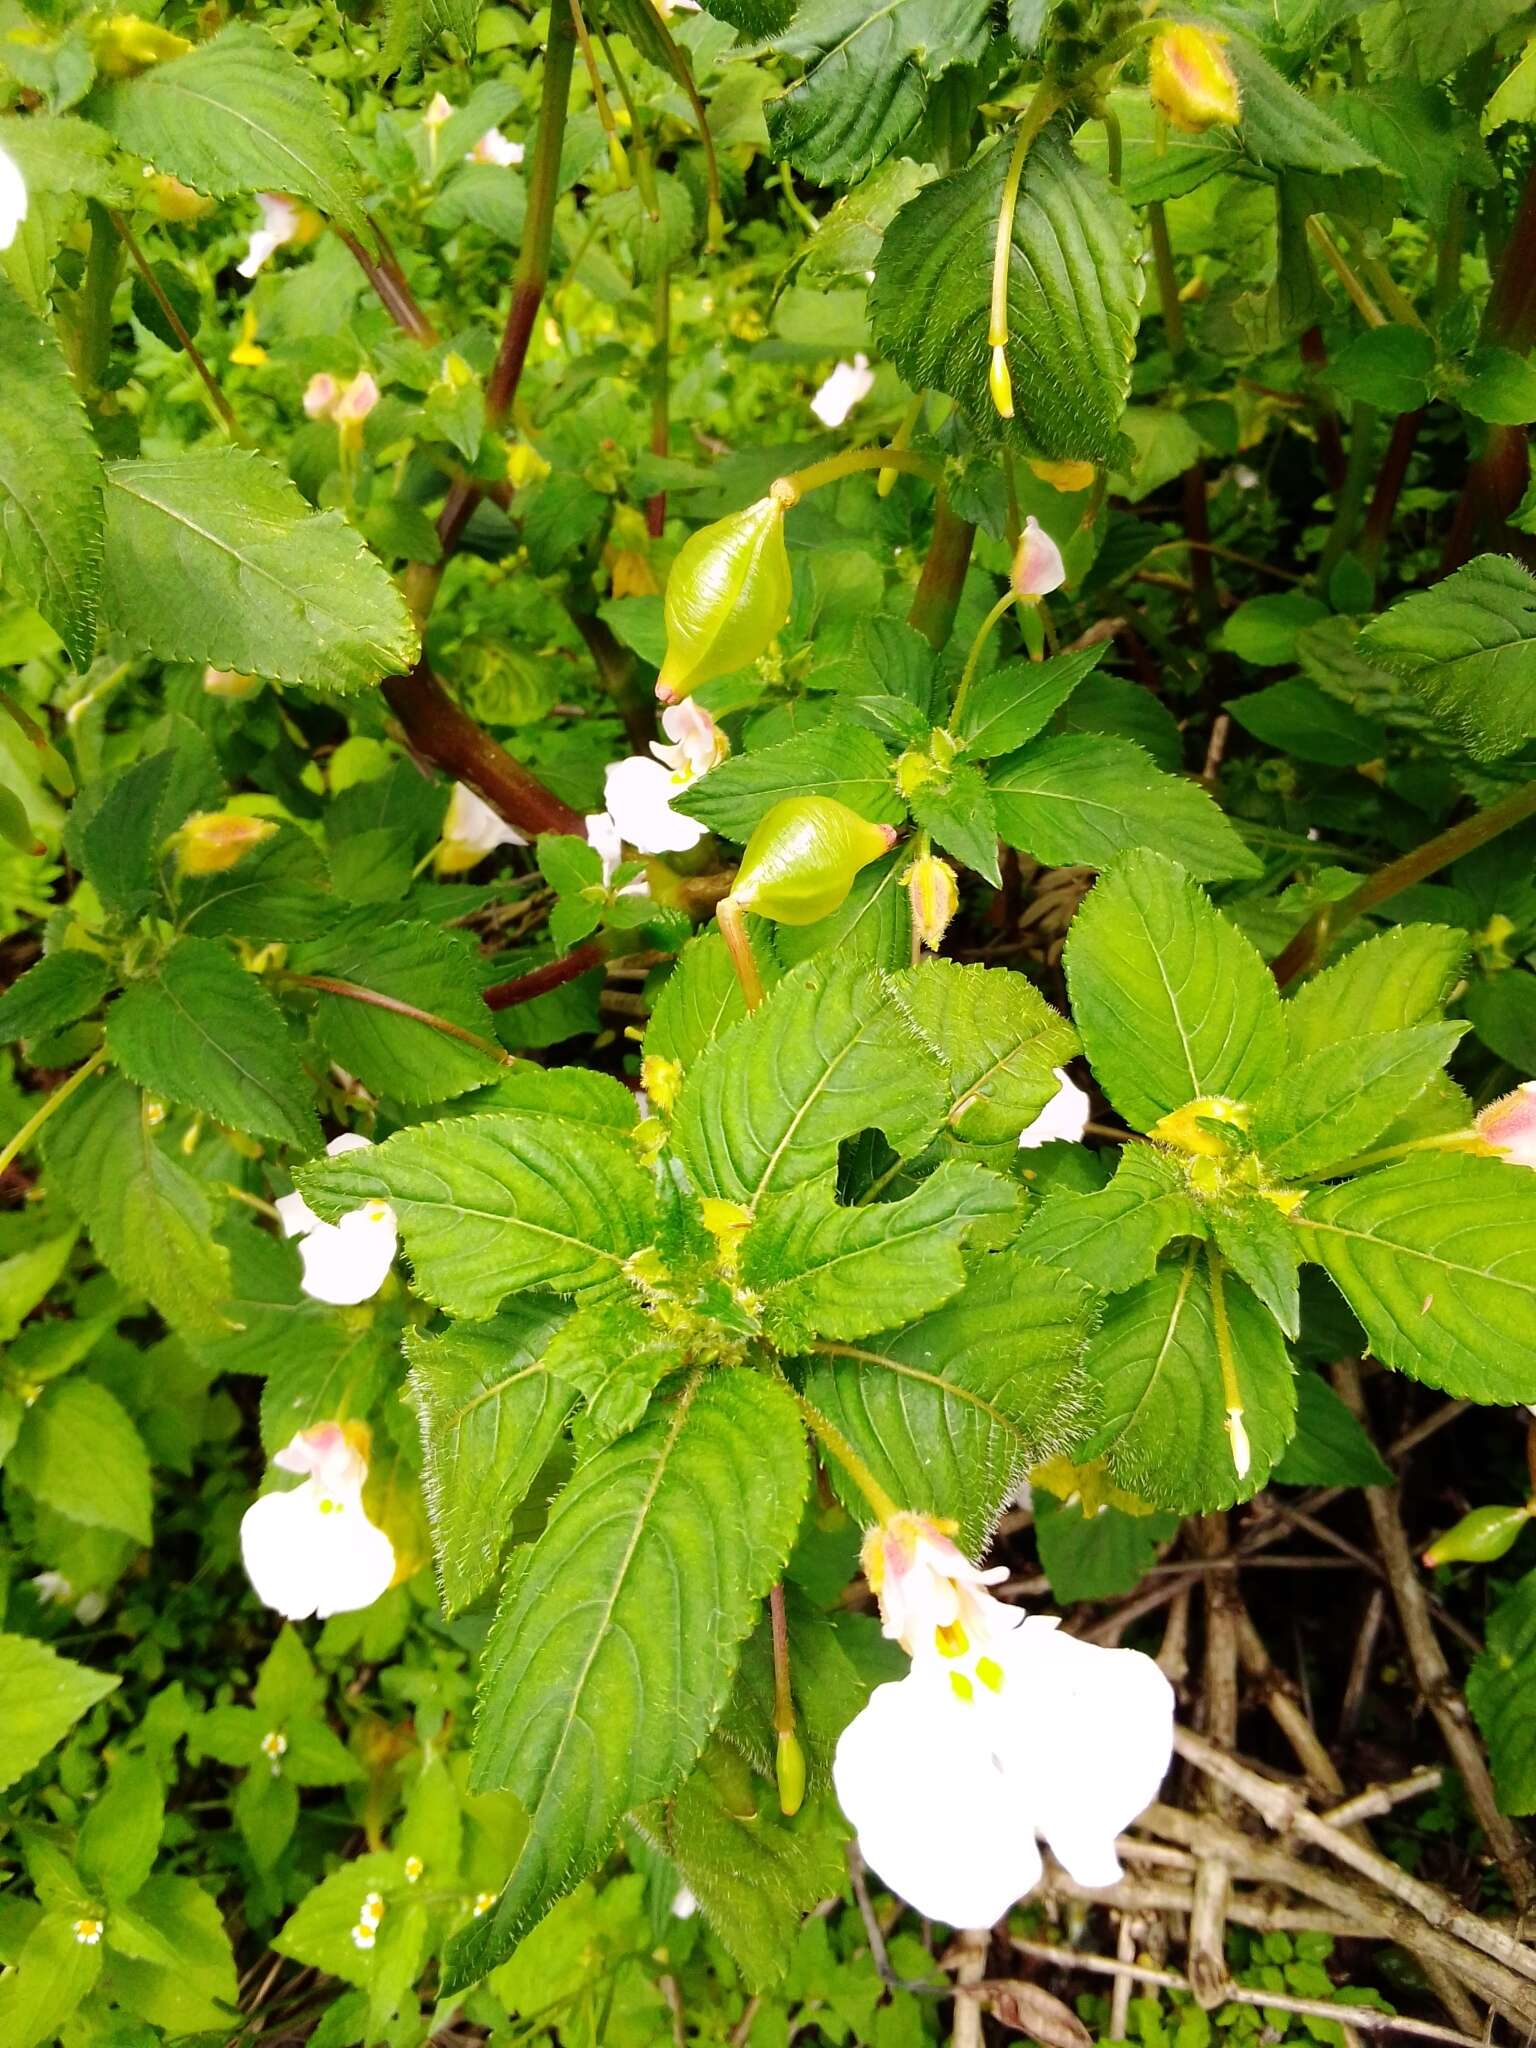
436,782,528,873
810,354,874,429
1478,1081,1536,1169
303,372,341,419
423,91,454,130
1010,516,1067,601
1017,1068,1090,1149
334,371,379,425
237,193,300,279
601,701,729,856
240,1422,395,1621
832,1510,1175,1927
275,1134,397,1305
469,128,523,167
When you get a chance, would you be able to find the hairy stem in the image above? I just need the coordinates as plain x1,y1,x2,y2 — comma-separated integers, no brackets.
0,1046,107,1180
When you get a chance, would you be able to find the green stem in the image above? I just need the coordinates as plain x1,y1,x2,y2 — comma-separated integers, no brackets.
1102,104,1123,188
1272,774,1536,986
777,160,819,237
1148,201,1187,365
646,268,670,539
793,1387,900,1524
1435,183,1467,318
779,445,940,497
949,588,1017,726
1307,218,1385,327
1314,401,1378,592
1328,1130,1481,1179
0,1046,107,1179
74,203,122,394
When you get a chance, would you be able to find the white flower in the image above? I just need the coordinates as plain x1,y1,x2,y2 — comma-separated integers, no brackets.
237,193,300,279
240,1422,395,1622
810,354,874,428
601,701,728,856
1010,516,1067,601
436,782,528,874
469,128,523,167
72,1919,104,1946
0,141,27,253
31,1570,73,1606
1017,1068,1090,1150
1478,1080,1536,1169
671,1886,698,1919
833,1512,1174,1928
275,1134,397,1306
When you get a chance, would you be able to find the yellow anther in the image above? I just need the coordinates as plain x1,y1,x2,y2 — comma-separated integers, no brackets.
934,1620,970,1660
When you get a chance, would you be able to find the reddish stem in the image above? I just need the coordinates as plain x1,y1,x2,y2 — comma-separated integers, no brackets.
908,494,977,652
383,663,586,838
1360,407,1425,578
483,938,607,1010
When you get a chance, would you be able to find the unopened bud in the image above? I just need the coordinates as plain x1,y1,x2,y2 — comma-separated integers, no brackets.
172,811,277,876
1424,1503,1532,1568
707,196,725,251
775,1728,806,1818
423,91,454,132
730,796,896,927
148,174,212,222
203,666,260,698
1150,1095,1249,1157
1010,515,1067,601
606,131,630,186
1476,1081,1536,1169
988,343,1014,420
92,13,192,73
1148,25,1242,134
641,1052,684,1116
904,853,959,953
656,485,795,703
1027,456,1096,494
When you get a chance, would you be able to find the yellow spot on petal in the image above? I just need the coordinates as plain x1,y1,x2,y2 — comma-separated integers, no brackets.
976,1656,1004,1693
949,1671,974,1703
934,1620,969,1660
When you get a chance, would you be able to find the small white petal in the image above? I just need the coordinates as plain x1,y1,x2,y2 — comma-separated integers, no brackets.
1017,1069,1090,1150
469,128,523,167
810,355,875,429
1478,1080,1536,1169
585,810,624,885
0,141,28,253
293,1207,398,1306
604,755,706,856
834,1673,1044,1928
1011,516,1067,600
237,194,299,279
275,1188,321,1238
241,1433,395,1621
654,699,728,779
440,783,528,870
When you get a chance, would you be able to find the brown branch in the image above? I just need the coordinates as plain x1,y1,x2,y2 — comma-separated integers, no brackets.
110,210,246,441
338,229,437,347
908,492,976,653
1332,1362,1536,1911
1360,407,1426,579
482,938,606,1011
384,663,585,838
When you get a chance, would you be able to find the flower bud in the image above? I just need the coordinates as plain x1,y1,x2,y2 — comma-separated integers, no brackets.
1423,1503,1532,1568
988,343,1014,421
656,485,795,703
730,796,896,927
1149,1095,1248,1157
1027,456,1096,494
606,131,631,186
203,665,260,698
1148,25,1242,134
171,810,277,876
776,1727,807,1818
92,13,192,73
1010,516,1067,601
148,174,212,222
1476,1081,1536,1169
904,853,959,953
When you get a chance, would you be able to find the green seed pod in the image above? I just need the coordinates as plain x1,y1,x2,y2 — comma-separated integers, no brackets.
775,1728,807,1818
1423,1502,1532,1568
731,796,897,926
656,483,795,703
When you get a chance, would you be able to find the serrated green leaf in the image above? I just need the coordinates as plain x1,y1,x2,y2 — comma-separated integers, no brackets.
1357,554,1536,762
383,0,480,75
1226,35,1380,173
77,728,220,926
774,848,912,972
1206,1193,1302,1340
106,1876,239,2034
107,937,319,1149
1250,1022,1465,1181
1271,1371,1391,1487
871,120,1142,464
1064,850,1286,1133
1283,924,1467,1058
1361,0,1528,84
78,1755,164,1906
674,958,946,1207
800,1252,1093,1552
640,1746,848,1992
450,1368,808,1987
1468,1568,1536,1814
766,0,992,185
1033,1491,1178,1603
299,1094,658,1321
90,23,370,236
0,951,112,1043
540,1298,688,1456
743,1160,1018,1347
645,930,780,1072
45,1070,231,1333
407,1303,577,1614
989,734,1259,881
956,646,1108,759
0,1633,118,1793
0,1912,102,2048
0,276,104,667
680,726,904,844
909,764,1000,884
1017,1145,1200,1293
890,956,1077,1148
1080,1252,1296,1513
101,449,418,693
1297,1156,1536,1401
290,920,505,1103
10,1377,153,1542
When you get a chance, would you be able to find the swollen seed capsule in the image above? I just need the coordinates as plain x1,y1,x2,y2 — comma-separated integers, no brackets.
730,797,897,926
1423,1503,1533,1568
1148,25,1242,134
776,1728,807,1818
172,810,277,877
656,485,795,703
